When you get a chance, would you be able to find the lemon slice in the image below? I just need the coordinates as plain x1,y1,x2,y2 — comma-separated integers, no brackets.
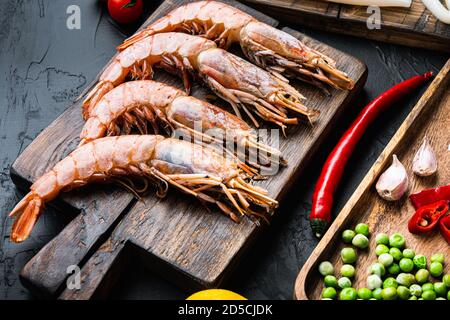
187,289,247,300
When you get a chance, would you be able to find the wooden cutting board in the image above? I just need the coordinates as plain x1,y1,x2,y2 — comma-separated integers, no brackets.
295,59,450,300
244,0,450,52
10,0,366,299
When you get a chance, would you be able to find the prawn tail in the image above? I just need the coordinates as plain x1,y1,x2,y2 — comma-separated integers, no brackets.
9,192,43,243
117,29,154,51
82,81,114,120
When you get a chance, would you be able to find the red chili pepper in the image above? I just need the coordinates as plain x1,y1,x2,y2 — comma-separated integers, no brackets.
409,185,450,210
439,215,450,244
309,72,433,237
408,200,449,234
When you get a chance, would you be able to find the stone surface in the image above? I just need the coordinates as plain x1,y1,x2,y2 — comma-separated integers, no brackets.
0,0,447,299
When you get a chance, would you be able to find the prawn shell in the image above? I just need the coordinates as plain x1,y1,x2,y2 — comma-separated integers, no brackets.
241,21,309,60
168,96,252,137
197,48,280,97
31,172,58,200
153,138,239,180
72,143,97,180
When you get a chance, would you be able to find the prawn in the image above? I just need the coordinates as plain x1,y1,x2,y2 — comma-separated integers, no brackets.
83,33,319,132
117,1,354,91
80,80,285,173
8,135,278,243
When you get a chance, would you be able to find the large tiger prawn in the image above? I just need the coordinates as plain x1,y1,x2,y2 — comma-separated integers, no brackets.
81,80,285,174
117,1,354,91
8,135,277,243
83,33,318,132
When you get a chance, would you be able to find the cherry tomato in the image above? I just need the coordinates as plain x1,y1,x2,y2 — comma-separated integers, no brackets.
107,0,143,24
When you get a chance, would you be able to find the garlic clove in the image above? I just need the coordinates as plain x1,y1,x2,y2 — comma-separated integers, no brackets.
412,136,438,177
376,154,409,201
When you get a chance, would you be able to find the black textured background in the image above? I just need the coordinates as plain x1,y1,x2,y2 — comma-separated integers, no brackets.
0,0,447,300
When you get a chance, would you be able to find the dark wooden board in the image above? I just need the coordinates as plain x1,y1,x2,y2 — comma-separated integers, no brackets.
58,25,366,299
244,0,450,52
295,59,450,300
14,0,276,299
11,0,366,299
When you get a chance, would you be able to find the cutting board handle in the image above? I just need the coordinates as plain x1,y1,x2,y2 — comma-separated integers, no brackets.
58,238,127,300
19,201,130,298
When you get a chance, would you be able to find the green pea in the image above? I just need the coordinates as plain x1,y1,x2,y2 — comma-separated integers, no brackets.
342,229,356,243
324,275,338,288
409,284,422,297
352,234,369,249
375,244,389,256
367,274,382,290
355,223,370,237
402,249,415,259
429,262,443,278
389,233,405,249
399,258,414,272
409,295,418,300
396,273,415,287
389,247,403,261
383,277,398,289
381,287,397,300
436,297,447,300
378,253,394,267
322,287,337,299
338,277,352,289
422,290,436,300
447,291,450,300
375,233,389,246
357,288,372,300
339,288,357,300
430,253,444,264
372,288,383,300
369,263,386,277
443,274,450,288
413,255,427,269
340,264,355,278
387,263,400,276
422,282,434,292
341,247,357,264
318,261,334,276
433,282,447,297
415,269,429,284
397,286,410,300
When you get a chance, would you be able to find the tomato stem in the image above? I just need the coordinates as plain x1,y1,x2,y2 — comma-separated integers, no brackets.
122,0,137,9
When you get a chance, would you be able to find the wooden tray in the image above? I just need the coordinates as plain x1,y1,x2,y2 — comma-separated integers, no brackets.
10,0,366,299
295,59,450,300
244,0,450,52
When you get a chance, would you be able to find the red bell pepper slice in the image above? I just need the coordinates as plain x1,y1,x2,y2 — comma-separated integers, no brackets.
408,200,449,234
440,215,450,244
409,185,450,210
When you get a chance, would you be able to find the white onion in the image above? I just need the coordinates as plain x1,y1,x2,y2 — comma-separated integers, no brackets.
325,0,412,7
422,0,450,24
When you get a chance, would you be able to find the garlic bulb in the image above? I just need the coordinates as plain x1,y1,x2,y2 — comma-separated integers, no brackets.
376,155,409,201
412,137,437,177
